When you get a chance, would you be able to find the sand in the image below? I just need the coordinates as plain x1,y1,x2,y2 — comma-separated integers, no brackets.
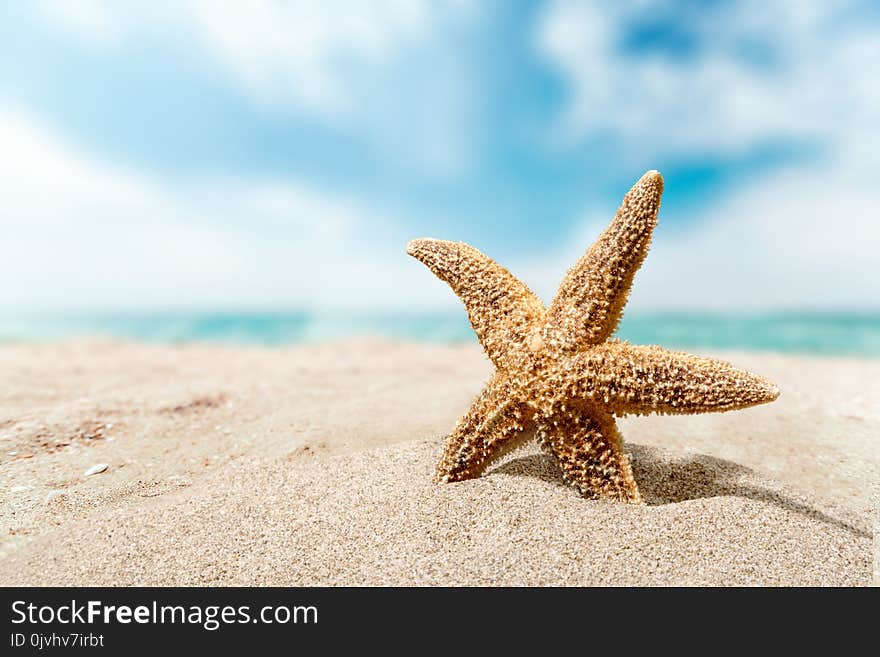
0,339,877,585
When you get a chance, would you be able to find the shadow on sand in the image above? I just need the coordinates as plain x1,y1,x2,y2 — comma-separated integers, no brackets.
488,443,871,540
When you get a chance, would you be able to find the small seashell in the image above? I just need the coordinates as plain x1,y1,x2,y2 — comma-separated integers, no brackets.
83,463,109,477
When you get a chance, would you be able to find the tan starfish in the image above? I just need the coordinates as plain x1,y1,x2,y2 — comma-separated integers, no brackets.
407,170,779,503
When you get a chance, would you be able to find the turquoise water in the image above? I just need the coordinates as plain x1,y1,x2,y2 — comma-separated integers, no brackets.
0,311,879,356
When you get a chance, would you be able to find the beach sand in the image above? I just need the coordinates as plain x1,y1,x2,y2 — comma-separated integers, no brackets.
0,339,877,585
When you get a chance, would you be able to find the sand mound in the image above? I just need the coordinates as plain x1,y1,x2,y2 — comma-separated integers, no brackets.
0,440,871,586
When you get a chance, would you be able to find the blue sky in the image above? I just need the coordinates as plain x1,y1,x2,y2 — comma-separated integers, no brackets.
1,1,878,312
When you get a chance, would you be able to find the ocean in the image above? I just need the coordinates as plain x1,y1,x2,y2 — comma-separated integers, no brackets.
0,311,878,357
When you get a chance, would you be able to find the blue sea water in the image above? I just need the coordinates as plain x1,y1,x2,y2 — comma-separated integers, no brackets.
0,311,878,357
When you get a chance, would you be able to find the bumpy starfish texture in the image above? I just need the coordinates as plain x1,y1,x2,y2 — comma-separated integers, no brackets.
407,170,780,503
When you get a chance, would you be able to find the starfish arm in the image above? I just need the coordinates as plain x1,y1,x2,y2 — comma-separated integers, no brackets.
407,238,546,368
543,170,663,354
435,373,534,482
562,341,780,416
536,409,641,503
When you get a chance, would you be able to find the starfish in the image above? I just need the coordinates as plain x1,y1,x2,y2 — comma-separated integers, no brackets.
406,170,780,503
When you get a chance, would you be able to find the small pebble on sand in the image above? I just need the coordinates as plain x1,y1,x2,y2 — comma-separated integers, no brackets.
44,490,68,503
83,463,109,477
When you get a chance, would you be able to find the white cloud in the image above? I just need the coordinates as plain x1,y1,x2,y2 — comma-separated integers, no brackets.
36,0,125,46
0,107,442,312
630,165,880,310
2,106,876,314
526,0,880,311
185,0,434,114
535,0,880,162
512,158,880,312
17,2,880,312
33,0,481,175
